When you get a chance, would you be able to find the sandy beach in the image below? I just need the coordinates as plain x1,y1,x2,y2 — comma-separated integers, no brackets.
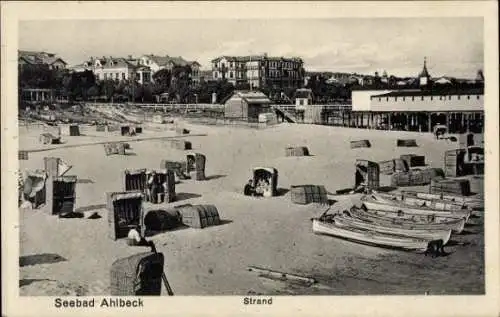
18,121,484,296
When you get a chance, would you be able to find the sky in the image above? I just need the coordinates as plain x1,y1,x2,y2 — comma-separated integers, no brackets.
19,18,483,78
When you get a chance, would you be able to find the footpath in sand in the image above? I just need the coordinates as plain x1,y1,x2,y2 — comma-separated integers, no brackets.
18,122,484,295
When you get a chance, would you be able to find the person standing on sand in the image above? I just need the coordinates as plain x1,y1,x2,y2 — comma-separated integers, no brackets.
147,171,159,203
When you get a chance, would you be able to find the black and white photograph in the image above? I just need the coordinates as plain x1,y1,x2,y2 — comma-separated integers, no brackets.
2,1,499,316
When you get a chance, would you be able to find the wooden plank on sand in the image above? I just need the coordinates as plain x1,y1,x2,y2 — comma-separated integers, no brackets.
247,266,316,284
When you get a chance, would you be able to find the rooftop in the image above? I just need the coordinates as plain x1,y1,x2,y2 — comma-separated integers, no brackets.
211,55,303,63
234,90,272,104
371,87,484,98
19,50,67,65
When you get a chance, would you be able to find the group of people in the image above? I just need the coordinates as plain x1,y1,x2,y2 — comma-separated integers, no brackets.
244,177,273,198
146,171,168,204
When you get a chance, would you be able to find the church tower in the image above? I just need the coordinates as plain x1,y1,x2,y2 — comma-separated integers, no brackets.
419,57,431,87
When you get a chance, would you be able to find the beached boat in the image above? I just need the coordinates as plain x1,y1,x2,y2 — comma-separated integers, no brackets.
402,191,484,210
345,207,466,234
371,190,467,211
362,197,470,221
312,218,431,252
332,215,452,244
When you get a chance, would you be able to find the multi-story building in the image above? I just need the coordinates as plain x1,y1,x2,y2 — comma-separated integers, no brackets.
18,50,67,70
138,55,201,84
70,56,152,85
211,54,304,90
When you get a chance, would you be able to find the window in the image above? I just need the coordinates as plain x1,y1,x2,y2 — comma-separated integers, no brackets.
229,72,234,79
116,73,119,79
122,73,126,80
214,72,218,78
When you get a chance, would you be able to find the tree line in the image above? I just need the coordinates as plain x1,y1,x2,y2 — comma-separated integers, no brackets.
18,64,240,105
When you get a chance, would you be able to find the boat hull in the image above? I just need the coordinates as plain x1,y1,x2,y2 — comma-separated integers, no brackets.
333,215,452,245
404,191,484,210
372,191,466,211
312,219,430,252
345,208,466,234
362,198,470,221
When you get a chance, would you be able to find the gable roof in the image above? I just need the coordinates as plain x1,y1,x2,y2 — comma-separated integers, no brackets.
18,50,66,66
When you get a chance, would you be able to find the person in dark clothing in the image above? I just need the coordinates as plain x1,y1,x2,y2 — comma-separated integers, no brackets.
244,179,255,196
147,171,159,204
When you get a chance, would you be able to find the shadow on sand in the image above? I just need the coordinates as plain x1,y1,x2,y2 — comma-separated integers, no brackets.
20,253,67,267
19,278,57,288
146,219,233,238
74,204,106,213
175,193,202,202
204,174,227,181
275,188,290,197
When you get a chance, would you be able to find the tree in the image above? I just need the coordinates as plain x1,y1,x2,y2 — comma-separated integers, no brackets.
19,64,60,89
87,85,100,101
152,68,172,93
60,70,96,102
100,79,115,102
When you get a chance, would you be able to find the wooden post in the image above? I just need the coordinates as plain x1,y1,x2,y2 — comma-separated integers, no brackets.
481,113,484,133
445,112,450,131
461,112,465,133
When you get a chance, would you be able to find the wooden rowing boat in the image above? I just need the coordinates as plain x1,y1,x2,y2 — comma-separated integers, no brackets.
402,191,484,210
345,207,466,234
332,215,452,245
312,218,431,252
362,197,470,221
371,190,467,211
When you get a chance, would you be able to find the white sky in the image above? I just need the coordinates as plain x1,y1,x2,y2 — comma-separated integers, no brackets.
19,18,483,78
